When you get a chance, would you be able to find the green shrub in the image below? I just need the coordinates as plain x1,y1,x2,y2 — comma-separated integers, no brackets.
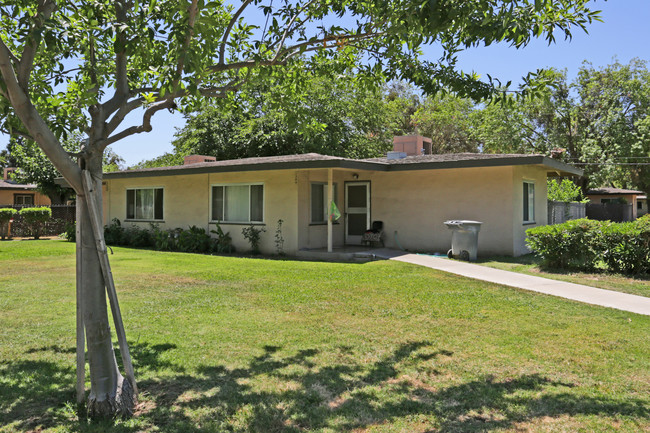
211,222,234,254
18,207,52,239
104,218,125,245
63,222,76,242
600,216,650,274
177,225,213,253
122,225,153,248
152,225,180,251
527,216,650,274
0,208,18,240
242,224,266,254
526,218,602,270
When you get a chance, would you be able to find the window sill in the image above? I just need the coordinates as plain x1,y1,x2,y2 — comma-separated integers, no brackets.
209,221,266,226
309,222,340,226
523,221,537,226
125,219,165,223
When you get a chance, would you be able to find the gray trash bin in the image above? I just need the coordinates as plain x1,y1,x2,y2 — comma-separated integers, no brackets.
444,220,482,261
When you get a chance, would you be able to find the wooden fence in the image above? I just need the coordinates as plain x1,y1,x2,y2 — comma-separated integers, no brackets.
547,201,586,225
586,203,633,223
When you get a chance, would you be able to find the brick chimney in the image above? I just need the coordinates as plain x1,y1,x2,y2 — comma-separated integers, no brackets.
392,135,433,156
183,155,217,165
3,167,16,180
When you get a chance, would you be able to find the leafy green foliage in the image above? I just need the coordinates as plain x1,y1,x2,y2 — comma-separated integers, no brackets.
18,207,52,240
106,219,236,255
62,222,76,243
412,93,479,153
177,226,213,254
547,179,588,203
526,217,650,274
599,216,650,275
473,60,650,192
575,59,650,192
139,75,398,165
211,222,234,254
526,219,601,270
104,218,153,248
0,208,17,240
242,225,266,255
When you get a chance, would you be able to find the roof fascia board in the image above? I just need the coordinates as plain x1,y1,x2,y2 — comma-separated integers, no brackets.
386,155,583,176
103,159,388,179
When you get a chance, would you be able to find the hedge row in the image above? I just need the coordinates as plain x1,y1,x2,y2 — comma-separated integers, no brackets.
100,218,235,254
0,207,52,239
526,216,650,274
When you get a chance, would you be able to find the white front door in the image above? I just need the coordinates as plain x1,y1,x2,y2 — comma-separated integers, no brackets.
345,182,370,244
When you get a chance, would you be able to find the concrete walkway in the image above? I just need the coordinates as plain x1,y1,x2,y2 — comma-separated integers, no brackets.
370,249,650,316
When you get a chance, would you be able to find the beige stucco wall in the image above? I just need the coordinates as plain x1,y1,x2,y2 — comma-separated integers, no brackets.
104,164,551,257
104,170,300,254
512,165,549,256
361,165,548,256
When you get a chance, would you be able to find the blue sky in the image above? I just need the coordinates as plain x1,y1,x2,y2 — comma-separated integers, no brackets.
3,0,649,166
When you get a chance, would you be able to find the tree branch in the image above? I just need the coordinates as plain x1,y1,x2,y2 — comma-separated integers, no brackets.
218,0,253,66
101,99,176,148
208,59,286,73
101,0,131,117
17,0,57,92
101,77,249,149
270,0,319,61
104,97,146,137
278,31,382,60
172,0,199,89
0,127,34,142
0,37,83,192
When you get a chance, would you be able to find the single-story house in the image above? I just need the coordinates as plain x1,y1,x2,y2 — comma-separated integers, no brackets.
586,187,645,220
0,168,51,207
101,136,582,257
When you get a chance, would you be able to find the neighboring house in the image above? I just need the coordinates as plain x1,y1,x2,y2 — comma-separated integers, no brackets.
102,136,582,257
586,187,645,221
0,168,51,207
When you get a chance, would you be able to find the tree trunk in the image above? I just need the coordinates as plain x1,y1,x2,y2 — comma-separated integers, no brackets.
77,155,134,418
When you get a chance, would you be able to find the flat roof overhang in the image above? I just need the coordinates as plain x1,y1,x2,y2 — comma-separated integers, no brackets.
56,154,582,185
101,159,388,180
377,155,583,177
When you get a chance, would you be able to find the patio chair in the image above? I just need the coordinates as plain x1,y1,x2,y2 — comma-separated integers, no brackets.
361,220,384,247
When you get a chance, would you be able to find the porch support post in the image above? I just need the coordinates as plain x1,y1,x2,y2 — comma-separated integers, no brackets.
327,168,333,253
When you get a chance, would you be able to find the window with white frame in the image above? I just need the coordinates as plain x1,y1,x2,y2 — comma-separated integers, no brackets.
211,184,264,223
126,187,164,220
311,183,338,223
523,181,535,223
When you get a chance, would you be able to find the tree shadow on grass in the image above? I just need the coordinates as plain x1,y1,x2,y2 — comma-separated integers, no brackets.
2,341,647,432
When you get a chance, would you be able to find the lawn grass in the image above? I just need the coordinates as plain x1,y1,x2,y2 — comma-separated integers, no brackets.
1,240,649,432
477,254,650,298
